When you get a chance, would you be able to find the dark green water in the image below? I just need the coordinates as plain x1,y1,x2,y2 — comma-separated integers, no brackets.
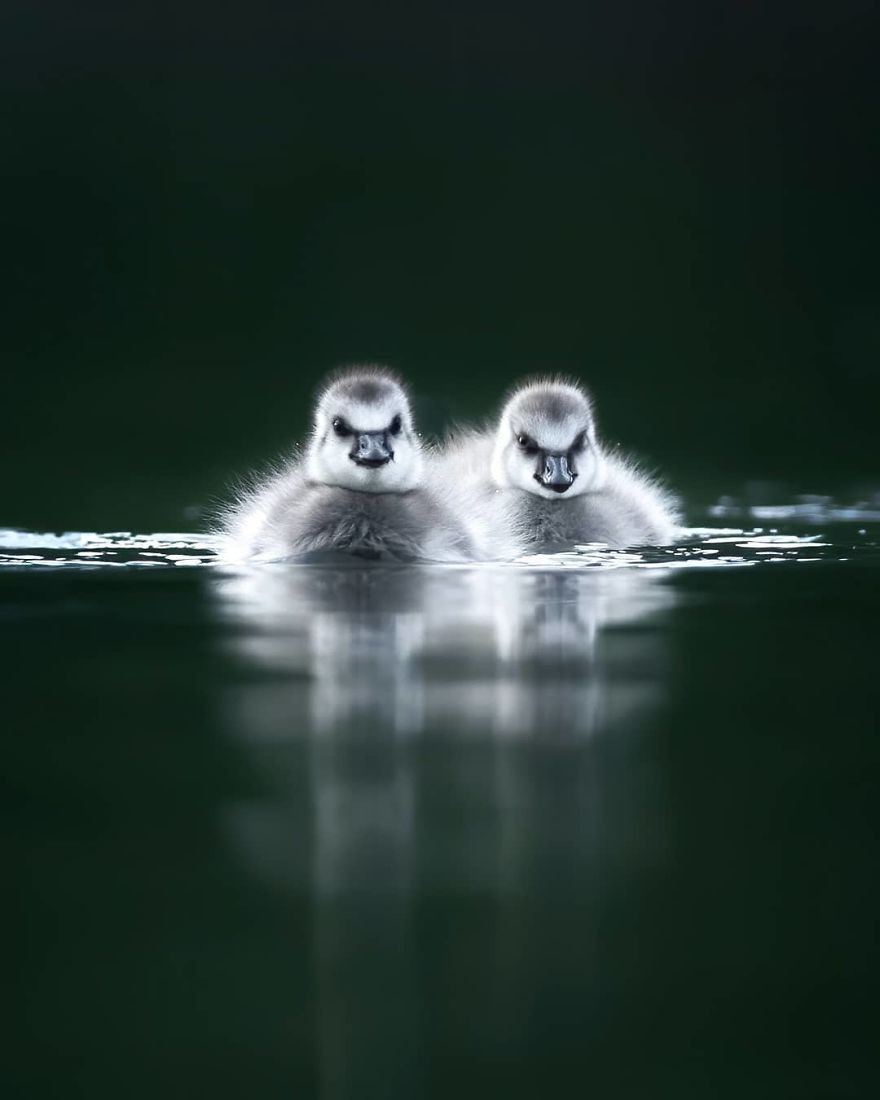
3,513,879,1098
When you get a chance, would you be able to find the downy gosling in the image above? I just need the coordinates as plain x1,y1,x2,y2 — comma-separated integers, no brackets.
439,377,681,550
221,366,477,562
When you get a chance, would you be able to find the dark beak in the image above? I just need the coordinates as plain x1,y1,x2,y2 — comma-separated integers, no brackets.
351,431,393,467
535,452,576,494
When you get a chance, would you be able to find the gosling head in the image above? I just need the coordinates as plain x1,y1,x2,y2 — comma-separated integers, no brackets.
306,366,423,493
490,378,604,500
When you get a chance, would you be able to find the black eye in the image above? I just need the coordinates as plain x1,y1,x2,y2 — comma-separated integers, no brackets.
389,414,402,436
332,417,350,437
517,432,539,454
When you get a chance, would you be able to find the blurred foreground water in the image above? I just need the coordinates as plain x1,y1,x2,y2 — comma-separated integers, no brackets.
2,500,879,1098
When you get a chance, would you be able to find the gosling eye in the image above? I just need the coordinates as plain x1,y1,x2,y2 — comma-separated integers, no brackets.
332,417,351,437
516,432,539,455
389,414,402,436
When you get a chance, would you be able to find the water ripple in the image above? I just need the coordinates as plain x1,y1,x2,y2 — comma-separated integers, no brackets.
0,515,875,572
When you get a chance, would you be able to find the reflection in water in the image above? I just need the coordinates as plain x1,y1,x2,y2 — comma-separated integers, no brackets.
212,562,677,1098
215,563,676,739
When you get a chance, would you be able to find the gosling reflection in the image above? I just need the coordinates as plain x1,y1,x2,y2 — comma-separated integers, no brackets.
217,564,427,738
213,563,677,1100
216,563,676,741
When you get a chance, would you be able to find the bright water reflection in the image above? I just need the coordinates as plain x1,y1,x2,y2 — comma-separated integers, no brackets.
215,563,677,739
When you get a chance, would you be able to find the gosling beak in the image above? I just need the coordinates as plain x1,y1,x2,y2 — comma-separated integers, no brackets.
535,452,576,494
351,431,393,468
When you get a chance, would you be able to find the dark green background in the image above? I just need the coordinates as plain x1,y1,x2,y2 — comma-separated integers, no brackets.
3,1,879,529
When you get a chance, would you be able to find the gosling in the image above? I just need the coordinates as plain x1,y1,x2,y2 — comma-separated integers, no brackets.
221,366,477,562
438,377,681,551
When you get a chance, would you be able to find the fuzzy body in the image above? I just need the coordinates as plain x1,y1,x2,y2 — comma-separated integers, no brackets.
425,433,523,560
222,462,475,562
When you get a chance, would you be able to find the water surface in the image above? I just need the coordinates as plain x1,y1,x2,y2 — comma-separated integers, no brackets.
3,501,879,1098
